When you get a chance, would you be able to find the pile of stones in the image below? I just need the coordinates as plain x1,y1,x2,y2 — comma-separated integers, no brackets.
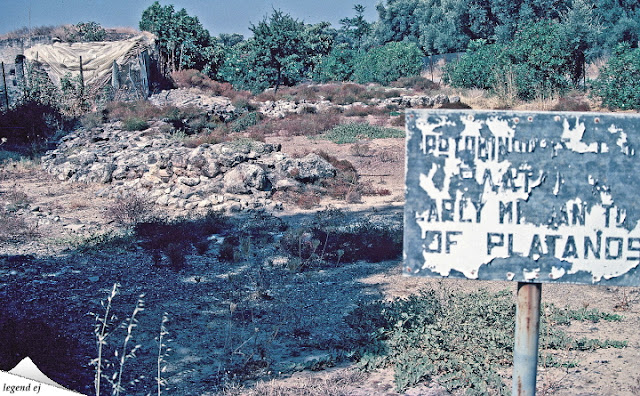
41,121,337,212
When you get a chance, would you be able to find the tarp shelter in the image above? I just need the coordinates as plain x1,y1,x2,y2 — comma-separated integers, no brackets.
23,33,154,91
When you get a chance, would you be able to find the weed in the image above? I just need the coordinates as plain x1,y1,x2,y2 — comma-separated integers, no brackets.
630,375,640,394
349,142,373,157
390,112,406,127
122,117,149,131
90,284,145,396
544,304,624,325
136,211,231,268
105,194,154,227
155,313,171,396
344,105,381,117
347,287,627,394
231,112,263,132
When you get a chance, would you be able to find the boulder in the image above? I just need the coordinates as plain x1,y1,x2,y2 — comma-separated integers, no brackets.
224,163,268,194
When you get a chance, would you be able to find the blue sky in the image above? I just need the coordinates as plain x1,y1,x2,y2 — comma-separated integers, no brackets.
1,0,380,38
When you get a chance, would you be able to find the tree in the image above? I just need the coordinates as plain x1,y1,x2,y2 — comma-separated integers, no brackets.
352,41,424,85
218,10,333,92
559,0,601,85
139,2,223,75
249,9,306,92
218,33,244,48
313,44,357,82
591,43,640,109
444,20,579,100
374,0,423,45
339,4,372,49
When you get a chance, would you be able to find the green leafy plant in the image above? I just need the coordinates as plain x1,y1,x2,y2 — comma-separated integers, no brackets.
591,43,640,110
318,123,404,144
347,287,627,394
352,41,424,86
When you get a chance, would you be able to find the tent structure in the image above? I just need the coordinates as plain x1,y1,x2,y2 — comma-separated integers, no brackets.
23,32,154,97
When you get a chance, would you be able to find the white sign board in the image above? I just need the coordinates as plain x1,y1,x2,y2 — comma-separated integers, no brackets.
404,110,640,285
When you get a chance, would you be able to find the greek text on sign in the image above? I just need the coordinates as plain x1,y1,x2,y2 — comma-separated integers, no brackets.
404,110,640,285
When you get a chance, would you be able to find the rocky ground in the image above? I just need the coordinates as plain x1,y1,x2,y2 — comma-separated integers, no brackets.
1,101,640,395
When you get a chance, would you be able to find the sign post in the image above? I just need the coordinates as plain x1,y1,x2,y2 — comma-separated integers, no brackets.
404,110,640,394
513,282,541,395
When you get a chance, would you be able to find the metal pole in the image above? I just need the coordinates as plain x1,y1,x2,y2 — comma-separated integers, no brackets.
512,282,542,396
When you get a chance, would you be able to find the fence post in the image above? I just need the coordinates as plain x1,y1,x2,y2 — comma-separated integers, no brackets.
512,282,542,396
79,56,85,96
1,62,9,110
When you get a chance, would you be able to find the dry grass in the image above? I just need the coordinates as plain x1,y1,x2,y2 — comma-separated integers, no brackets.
245,113,341,139
170,69,253,102
224,369,366,396
104,193,155,226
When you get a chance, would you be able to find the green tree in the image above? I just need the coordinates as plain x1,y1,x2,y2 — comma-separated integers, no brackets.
139,2,223,75
593,0,640,48
352,41,424,85
591,43,640,109
559,0,601,85
217,40,264,92
218,33,244,48
339,4,372,49
248,9,306,92
73,22,106,41
218,10,333,92
313,44,357,82
444,20,578,100
374,0,423,45
442,39,503,90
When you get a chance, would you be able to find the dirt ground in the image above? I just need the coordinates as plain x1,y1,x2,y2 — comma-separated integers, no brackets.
1,136,639,395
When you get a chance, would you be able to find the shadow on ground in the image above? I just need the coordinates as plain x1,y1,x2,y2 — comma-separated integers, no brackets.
0,206,404,395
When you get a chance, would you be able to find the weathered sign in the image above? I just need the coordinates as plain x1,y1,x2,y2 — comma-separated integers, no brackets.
404,110,640,285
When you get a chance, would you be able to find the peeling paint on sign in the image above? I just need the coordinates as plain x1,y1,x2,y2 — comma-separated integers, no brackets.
404,110,640,285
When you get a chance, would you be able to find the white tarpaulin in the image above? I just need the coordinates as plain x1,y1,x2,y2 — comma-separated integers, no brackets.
23,33,154,88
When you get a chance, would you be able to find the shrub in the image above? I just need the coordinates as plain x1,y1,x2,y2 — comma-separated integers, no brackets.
591,43,640,110
313,46,357,83
170,69,252,101
445,21,576,101
353,41,424,86
245,112,340,138
442,39,502,91
105,194,154,226
319,123,404,144
391,76,439,92
230,111,263,132
280,212,402,265
348,288,627,393
552,93,592,112
0,101,67,153
105,100,160,122
122,117,149,131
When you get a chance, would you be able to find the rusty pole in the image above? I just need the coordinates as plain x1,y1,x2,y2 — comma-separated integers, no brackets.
512,282,542,396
